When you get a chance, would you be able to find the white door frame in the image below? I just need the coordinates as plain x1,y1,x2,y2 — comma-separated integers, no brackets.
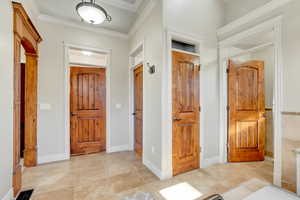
162,30,204,178
218,16,283,186
128,41,145,160
63,43,111,159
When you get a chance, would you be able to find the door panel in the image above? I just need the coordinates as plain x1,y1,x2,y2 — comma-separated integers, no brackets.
70,67,106,155
228,60,265,162
172,51,200,176
134,66,143,157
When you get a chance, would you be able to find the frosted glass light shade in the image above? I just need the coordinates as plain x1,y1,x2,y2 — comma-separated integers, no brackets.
76,2,111,25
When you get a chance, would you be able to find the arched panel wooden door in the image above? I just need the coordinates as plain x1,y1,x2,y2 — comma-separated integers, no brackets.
172,51,200,176
12,2,42,197
227,60,266,162
70,67,106,155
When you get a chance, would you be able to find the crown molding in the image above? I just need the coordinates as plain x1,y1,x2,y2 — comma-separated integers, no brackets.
98,0,144,12
128,0,156,36
38,14,129,39
217,0,293,37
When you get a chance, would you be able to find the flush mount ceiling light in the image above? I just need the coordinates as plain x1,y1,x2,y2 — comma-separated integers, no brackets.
76,0,112,25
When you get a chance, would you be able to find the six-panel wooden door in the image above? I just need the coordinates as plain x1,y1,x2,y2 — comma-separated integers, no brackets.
172,51,200,176
70,67,106,155
227,60,266,162
134,65,143,157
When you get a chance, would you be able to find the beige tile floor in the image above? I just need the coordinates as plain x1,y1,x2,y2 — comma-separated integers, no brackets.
22,151,274,200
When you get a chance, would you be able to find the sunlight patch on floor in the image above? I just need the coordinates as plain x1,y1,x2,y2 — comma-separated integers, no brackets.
159,182,203,200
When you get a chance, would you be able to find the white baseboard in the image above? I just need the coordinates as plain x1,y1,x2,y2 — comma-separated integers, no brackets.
1,188,13,200
107,144,130,153
143,159,164,180
38,153,69,164
202,156,220,168
265,156,274,162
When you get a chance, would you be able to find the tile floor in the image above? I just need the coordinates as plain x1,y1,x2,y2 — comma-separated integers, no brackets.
22,151,274,200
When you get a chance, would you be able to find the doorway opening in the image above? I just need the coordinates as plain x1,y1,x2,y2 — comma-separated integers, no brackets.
66,47,110,156
227,42,275,162
129,42,144,159
219,17,283,186
165,32,203,176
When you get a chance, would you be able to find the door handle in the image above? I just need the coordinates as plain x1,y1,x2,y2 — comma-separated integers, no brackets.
132,112,137,116
71,112,77,116
173,117,181,121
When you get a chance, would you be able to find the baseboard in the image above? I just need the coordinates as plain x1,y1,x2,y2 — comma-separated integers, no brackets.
38,153,69,164
202,156,220,168
143,159,164,180
1,188,13,200
107,144,130,153
265,156,274,161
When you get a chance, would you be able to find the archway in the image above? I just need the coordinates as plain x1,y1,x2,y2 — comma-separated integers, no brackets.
12,2,42,197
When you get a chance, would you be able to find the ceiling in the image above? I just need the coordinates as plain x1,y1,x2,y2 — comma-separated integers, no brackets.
34,0,145,34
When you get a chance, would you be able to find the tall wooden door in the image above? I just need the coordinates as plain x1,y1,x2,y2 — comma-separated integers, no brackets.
70,67,106,155
227,60,266,162
172,51,200,176
134,65,143,157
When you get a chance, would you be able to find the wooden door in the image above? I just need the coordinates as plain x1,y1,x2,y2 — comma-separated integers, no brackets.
70,67,106,155
172,51,200,176
227,60,266,162
134,65,143,157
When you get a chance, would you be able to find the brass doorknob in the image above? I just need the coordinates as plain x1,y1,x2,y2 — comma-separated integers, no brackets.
173,117,181,121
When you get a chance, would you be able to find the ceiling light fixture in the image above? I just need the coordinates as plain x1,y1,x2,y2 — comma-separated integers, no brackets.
76,0,112,25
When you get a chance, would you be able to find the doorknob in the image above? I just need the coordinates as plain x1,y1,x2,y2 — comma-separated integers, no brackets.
173,117,181,121
132,112,137,116
71,112,77,116
261,113,267,118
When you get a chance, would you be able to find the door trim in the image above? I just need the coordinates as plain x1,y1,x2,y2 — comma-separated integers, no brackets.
129,41,145,159
63,43,111,160
218,16,283,186
12,2,42,197
163,30,204,179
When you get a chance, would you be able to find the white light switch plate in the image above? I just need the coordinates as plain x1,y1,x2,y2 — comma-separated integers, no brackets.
40,103,51,110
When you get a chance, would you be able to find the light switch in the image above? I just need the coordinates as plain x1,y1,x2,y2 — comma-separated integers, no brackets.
115,104,122,109
40,103,52,110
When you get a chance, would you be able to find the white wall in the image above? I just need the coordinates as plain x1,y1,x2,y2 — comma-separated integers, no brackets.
36,20,130,161
0,0,14,199
129,0,164,175
224,0,272,24
164,0,225,164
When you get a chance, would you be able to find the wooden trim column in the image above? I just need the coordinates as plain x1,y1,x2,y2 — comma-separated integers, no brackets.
12,2,42,196
24,53,38,167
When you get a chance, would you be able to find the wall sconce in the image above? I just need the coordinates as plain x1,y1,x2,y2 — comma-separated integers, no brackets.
147,62,155,74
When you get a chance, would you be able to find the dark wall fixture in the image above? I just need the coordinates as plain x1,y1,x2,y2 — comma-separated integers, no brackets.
147,62,155,74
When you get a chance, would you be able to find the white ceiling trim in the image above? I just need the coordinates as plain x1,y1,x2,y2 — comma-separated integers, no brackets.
128,0,156,36
217,0,293,37
38,14,129,39
97,0,143,12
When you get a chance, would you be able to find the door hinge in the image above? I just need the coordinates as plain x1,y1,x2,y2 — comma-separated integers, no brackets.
199,106,201,112
226,68,230,73
198,65,201,71
226,105,230,111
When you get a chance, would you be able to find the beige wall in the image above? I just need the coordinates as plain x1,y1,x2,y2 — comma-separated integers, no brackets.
130,0,164,173
224,0,272,24
0,0,14,199
282,115,300,192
